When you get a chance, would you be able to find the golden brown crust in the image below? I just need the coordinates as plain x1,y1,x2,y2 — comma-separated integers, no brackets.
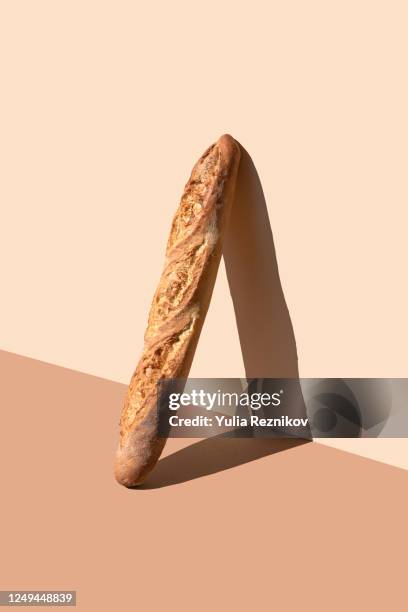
115,135,241,487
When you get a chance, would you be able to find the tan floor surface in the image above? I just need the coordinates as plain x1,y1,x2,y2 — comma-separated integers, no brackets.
1,350,407,611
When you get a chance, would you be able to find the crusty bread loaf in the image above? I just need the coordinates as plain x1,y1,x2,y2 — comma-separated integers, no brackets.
115,135,241,487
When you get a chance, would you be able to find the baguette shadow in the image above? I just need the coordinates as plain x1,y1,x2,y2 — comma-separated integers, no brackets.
223,146,300,379
142,144,308,489
141,436,309,489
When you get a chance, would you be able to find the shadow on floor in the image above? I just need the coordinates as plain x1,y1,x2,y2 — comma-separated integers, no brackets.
142,436,309,489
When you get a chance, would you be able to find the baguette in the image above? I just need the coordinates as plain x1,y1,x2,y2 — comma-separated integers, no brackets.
115,134,241,487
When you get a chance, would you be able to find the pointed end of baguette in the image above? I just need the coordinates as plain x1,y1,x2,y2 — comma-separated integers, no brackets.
216,135,241,174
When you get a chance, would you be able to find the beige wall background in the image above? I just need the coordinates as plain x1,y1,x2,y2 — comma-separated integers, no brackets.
1,1,407,465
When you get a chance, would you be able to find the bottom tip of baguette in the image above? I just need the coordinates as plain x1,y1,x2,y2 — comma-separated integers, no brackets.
114,462,147,488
